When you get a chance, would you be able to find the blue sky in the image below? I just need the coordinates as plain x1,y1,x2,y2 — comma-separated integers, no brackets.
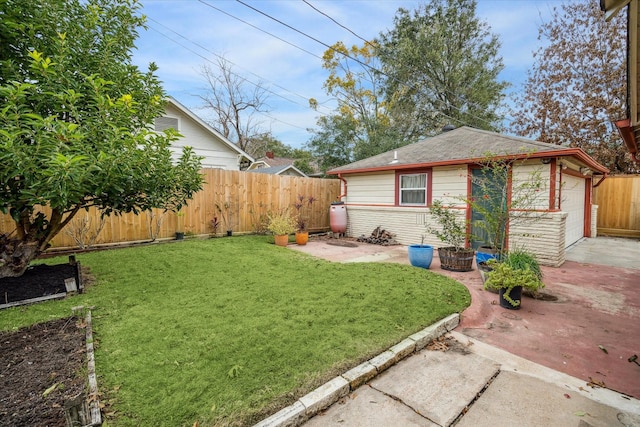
132,0,564,149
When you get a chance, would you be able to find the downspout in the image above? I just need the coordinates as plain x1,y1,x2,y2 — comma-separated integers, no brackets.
593,173,608,188
337,173,347,201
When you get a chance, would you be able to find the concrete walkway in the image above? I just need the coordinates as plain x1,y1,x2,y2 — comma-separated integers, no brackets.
274,236,640,427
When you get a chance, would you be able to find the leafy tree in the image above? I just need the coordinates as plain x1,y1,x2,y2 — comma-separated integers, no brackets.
198,57,271,156
0,0,203,277
510,1,631,173
306,114,358,172
308,41,402,167
377,0,508,139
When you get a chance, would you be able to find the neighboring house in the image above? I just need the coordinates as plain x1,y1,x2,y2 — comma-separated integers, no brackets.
248,164,308,177
248,152,308,177
601,0,639,164
248,151,323,178
327,126,609,267
155,97,254,170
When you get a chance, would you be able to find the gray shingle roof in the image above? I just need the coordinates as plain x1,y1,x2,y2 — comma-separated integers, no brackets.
329,126,587,174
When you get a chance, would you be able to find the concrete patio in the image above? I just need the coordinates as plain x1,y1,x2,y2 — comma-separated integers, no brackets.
281,235,640,426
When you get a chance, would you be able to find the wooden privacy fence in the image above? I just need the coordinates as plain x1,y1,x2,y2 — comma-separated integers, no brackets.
593,174,640,238
0,169,341,250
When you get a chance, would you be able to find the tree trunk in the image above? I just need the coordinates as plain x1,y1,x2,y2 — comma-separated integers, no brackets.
0,235,43,278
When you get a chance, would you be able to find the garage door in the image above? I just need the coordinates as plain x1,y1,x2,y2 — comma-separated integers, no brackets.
562,174,586,248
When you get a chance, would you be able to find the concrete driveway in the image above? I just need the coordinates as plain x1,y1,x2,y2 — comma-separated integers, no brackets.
290,236,640,399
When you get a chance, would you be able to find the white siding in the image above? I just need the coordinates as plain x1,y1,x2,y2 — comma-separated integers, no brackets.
509,211,568,267
562,174,586,247
344,173,396,205
432,166,467,206
164,103,241,170
512,162,550,210
345,205,441,246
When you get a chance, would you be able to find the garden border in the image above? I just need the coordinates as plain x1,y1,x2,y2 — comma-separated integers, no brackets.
253,313,460,427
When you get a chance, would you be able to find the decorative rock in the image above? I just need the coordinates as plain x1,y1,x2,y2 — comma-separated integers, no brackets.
342,361,378,389
368,350,398,373
299,376,350,417
253,401,306,427
389,338,416,360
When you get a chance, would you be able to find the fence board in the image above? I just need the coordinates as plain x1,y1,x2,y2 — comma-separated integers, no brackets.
0,169,341,250
593,174,640,237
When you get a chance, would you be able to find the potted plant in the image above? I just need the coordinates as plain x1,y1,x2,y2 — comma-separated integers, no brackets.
484,249,544,309
175,211,185,240
267,209,297,247
293,195,316,245
427,200,474,272
215,201,235,237
467,155,546,268
407,235,434,269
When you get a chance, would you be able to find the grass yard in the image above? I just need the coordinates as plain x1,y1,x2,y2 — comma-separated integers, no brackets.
0,236,470,426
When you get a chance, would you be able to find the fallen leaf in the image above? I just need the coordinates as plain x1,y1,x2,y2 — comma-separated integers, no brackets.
598,345,608,354
42,382,59,397
564,393,571,399
574,411,586,417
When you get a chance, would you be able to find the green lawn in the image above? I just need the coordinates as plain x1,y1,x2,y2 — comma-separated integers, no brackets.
0,236,470,426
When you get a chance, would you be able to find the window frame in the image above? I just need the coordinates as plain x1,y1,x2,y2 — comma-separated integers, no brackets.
395,169,432,207
154,116,180,132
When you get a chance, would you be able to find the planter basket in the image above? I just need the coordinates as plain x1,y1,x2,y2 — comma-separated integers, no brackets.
438,247,474,272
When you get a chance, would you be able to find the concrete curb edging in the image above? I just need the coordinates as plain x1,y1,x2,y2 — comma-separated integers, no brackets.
253,313,460,427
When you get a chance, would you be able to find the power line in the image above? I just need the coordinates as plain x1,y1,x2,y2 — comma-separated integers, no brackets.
234,0,511,130
301,0,374,49
146,16,334,115
144,23,328,136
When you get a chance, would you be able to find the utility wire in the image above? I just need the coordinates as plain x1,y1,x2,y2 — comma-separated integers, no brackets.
146,16,334,116
235,0,510,130
301,0,375,49
145,24,323,133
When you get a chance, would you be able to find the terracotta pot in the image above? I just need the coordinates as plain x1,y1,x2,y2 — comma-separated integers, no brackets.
295,231,309,245
274,234,289,247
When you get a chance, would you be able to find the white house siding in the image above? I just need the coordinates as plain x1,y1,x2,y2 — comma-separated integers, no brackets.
164,103,241,170
512,162,551,210
508,211,568,267
345,173,396,205
345,205,464,248
561,174,586,247
591,204,598,238
432,166,467,207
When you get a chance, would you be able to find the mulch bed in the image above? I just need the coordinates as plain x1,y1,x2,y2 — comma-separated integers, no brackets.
0,317,87,427
0,263,76,305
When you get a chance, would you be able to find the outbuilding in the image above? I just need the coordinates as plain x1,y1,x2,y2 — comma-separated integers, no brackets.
328,127,609,266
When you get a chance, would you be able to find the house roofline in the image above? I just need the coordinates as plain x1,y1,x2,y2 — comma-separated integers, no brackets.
328,149,609,176
166,97,255,163
615,119,640,163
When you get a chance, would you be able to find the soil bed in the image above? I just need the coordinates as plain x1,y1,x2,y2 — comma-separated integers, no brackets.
0,317,86,427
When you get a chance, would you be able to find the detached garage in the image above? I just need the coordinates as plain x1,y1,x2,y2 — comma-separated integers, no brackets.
328,127,609,266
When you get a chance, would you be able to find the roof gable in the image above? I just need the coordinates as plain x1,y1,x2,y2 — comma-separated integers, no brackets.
328,127,608,175
248,164,307,177
165,97,254,163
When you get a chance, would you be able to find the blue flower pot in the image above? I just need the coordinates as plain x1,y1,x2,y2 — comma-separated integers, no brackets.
408,244,434,269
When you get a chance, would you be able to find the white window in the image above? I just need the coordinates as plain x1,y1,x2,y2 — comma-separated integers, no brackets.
400,173,427,205
154,116,179,132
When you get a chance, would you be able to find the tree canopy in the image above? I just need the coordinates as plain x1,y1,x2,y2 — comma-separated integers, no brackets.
0,0,203,277
307,0,507,171
510,1,631,173
377,0,507,139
